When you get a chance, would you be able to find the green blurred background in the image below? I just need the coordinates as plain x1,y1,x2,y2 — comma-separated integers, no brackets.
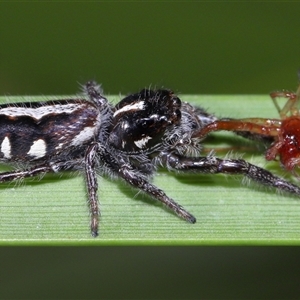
1,2,300,299
1,2,299,96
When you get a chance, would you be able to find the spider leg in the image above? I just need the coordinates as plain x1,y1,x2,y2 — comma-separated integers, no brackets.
0,163,58,182
84,80,108,107
159,151,300,196
117,163,196,224
84,143,100,237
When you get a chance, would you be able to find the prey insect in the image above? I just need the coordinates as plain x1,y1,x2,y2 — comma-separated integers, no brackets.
197,81,300,177
2,82,300,237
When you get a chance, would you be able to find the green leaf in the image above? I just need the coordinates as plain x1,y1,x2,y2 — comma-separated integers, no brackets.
1,95,300,245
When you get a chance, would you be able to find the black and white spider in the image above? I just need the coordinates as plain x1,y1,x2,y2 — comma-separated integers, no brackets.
1,81,300,237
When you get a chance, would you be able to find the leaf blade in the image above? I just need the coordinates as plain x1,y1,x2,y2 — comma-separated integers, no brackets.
1,95,300,245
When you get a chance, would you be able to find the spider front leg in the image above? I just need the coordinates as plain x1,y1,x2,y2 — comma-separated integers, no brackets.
159,151,300,196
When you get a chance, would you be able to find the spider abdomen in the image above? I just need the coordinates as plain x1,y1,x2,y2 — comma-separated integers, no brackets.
0,100,101,162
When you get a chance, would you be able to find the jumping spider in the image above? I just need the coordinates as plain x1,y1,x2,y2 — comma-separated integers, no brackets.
1,81,300,237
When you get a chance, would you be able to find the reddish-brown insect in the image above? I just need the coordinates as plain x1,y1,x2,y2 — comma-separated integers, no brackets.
196,83,300,176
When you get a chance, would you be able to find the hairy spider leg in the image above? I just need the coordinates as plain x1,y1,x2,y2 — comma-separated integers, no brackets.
84,143,100,237
158,151,300,195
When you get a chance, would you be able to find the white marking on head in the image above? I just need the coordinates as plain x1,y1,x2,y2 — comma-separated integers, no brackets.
1,136,11,159
27,139,47,159
134,136,152,149
113,101,144,118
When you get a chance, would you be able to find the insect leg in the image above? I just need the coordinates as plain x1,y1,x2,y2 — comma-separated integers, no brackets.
159,151,300,196
194,119,281,139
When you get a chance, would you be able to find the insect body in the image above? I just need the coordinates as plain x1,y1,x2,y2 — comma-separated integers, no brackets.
196,82,300,177
266,87,300,173
2,82,300,237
